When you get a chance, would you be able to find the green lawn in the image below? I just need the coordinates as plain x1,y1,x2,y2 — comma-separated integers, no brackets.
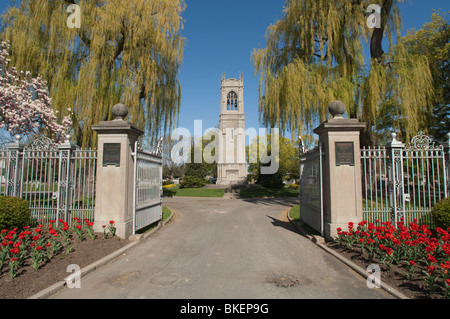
289,204,300,221
173,187,225,198
239,187,299,198
164,185,299,199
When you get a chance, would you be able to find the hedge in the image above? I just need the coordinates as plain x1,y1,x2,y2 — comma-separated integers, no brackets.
0,196,30,230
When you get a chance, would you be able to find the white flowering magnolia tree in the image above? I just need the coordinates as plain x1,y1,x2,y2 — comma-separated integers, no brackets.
0,41,72,143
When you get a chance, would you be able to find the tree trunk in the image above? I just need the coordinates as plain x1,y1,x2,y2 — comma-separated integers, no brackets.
370,27,385,61
360,124,378,148
370,0,393,62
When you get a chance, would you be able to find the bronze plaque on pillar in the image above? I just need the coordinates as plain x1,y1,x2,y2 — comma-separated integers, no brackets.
103,143,121,167
335,142,354,166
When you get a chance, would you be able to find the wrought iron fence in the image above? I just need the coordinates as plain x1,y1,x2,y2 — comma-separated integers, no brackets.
0,135,97,226
361,132,449,227
361,146,391,222
69,148,97,221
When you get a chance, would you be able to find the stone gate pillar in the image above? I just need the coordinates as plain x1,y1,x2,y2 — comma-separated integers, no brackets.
92,104,144,239
314,101,366,240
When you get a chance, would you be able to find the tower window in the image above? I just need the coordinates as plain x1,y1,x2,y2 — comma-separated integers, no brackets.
227,91,238,111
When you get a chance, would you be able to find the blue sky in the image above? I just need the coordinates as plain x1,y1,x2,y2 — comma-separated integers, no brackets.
176,0,285,136
0,0,448,142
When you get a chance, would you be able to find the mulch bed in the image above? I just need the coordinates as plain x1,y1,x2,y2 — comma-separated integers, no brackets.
325,241,446,299
0,234,129,299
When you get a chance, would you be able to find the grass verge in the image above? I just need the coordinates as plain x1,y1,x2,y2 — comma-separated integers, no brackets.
289,204,300,221
289,204,321,236
136,206,173,234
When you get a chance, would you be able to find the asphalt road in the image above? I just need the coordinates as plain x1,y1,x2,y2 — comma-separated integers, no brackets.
49,196,392,299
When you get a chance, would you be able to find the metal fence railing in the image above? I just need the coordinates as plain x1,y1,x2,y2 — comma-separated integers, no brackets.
70,148,97,222
361,146,391,223
132,140,163,234
0,135,96,226
361,132,449,227
298,140,323,236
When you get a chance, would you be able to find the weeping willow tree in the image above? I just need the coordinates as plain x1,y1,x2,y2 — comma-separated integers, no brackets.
252,0,435,145
0,0,185,147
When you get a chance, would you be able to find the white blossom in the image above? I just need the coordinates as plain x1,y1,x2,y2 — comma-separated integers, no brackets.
0,41,72,142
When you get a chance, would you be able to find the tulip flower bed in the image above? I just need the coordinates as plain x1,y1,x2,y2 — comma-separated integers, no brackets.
0,218,128,299
328,219,450,299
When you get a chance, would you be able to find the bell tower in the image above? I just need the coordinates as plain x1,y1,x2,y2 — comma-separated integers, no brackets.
217,73,247,186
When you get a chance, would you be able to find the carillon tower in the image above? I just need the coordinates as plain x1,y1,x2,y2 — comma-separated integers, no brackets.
217,73,247,186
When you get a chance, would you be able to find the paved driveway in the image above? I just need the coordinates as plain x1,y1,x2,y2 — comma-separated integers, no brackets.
50,197,392,299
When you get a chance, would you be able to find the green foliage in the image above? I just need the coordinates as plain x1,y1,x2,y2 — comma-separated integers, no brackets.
247,134,299,185
432,197,450,230
184,162,209,180
257,172,284,189
398,11,450,142
247,173,257,183
366,41,434,142
0,196,30,230
162,186,177,197
181,136,218,180
179,176,207,189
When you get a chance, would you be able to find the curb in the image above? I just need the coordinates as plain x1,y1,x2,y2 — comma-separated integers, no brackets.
28,209,176,299
284,207,409,300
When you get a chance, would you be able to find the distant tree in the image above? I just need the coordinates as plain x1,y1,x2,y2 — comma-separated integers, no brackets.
161,135,184,180
179,175,207,189
247,134,299,187
399,12,449,142
183,136,217,180
1,0,185,147
163,164,184,180
0,41,71,142
184,161,210,180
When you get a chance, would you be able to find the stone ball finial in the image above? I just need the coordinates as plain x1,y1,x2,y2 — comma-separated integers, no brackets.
111,103,128,120
391,132,398,142
328,100,346,118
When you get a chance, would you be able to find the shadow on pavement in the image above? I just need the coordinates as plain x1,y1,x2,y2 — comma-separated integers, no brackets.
240,196,299,208
265,214,307,237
